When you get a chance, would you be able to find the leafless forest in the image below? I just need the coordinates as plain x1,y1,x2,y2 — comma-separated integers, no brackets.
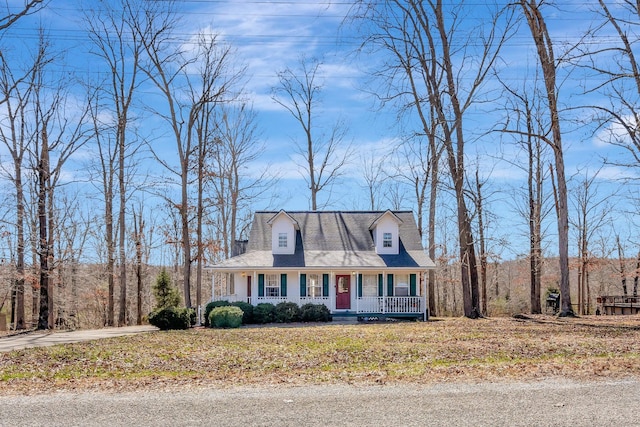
2,1,640,329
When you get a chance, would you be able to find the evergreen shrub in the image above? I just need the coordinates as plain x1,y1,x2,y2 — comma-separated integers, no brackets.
204,301,230,327
300,303,331,322
210,306,243,328
148,307,191,330
274,301,301,323
152,269,181,310
230,301,254,324
253,303,275,324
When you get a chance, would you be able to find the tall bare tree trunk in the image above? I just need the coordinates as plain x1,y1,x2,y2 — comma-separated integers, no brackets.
617,236,628,297
475,169,488,316
118,123,127,326
427,148,438,317
519,0,574,316
529,133,543,314
37,128,50,330
13,148,25,330
133,207,144,325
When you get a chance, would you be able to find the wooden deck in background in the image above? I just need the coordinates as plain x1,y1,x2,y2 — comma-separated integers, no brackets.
597,296,640,315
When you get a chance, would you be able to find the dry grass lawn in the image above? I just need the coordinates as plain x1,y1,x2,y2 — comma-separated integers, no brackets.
1,315,639,395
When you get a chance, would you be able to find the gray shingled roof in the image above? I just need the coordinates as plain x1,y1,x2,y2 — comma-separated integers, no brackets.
211,211,435,270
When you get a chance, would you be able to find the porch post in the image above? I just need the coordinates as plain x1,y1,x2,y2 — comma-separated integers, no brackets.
210,271,215,302
252,271,256,305
383,270,386,314
355,271,359,313
423,271,428,321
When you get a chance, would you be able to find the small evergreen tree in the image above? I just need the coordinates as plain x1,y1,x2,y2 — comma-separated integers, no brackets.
152,269,181,310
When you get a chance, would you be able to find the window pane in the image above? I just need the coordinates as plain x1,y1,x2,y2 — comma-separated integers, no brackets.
307,274,322,297
363,274,377,297
395,274,408,296
278,233,287,247
266,274,280,297
383,232,392,247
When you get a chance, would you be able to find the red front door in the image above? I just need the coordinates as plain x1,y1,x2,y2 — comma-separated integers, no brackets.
336,275,351,309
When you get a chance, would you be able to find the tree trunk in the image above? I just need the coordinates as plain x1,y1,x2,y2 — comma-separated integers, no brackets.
14,166,25,329
529,128,543,314
37,128,50,330
617,236,627,296
520,0,573,316
106,195,115,326
118,122,127,326
181,167,192,308
133,209,144,325
427,151,438,317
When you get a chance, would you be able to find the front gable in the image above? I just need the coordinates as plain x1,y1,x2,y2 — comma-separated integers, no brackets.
267,210,299,255
369,210,402,255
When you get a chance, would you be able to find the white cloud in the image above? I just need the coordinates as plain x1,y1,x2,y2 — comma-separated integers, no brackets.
592,115,637,148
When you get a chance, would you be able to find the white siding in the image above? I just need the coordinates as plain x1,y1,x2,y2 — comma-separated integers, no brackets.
271,215,296,254
373,214,399,255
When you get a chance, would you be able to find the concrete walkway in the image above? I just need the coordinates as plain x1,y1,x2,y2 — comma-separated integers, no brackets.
0,325,158,352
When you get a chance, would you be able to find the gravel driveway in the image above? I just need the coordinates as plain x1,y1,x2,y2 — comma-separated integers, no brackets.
0,379,638,426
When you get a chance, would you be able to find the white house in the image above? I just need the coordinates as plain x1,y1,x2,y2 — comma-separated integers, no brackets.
209,210,435,320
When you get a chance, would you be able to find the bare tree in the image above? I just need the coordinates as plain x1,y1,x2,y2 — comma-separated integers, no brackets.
499,74,552,314
393,129,444,315
352,0,514,318
580,1,640,173
361,151,389,210
616,235,628,297
131,204,150,325
29,36,95,329
83,0,146,326
136,2,242,308
570,168,615,314
518,0,574,316
209,104,269,260
0,0,45,32
273,56,352,211
0,37,52,329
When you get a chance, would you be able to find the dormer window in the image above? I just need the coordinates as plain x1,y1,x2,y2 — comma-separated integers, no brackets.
370,210,403,255
268,210,299,255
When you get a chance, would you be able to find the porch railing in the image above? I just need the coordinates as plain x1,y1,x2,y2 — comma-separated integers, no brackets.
214,295,423,314
255,296,331,307
356,296,423,314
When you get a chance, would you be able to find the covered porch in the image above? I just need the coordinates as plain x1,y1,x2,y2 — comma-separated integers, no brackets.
211,269,428,320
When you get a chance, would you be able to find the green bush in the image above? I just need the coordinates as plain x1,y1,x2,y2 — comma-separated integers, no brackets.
230,301,254,324
187,308,196,326
300,303,331,322
253,303,275,324
148,307,191,330
209,306,243,328
275,302,301,323
204,300,230,327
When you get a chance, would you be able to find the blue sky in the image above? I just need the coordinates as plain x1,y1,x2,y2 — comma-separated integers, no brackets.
2,1,640,260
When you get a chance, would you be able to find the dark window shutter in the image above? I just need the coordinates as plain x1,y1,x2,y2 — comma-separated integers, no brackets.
258,274,265,297
281,274,287,297
300,274,307,297
410,274,417,296
322,274,329,296
358,274,363,297
387,274,394,296
378,274,383,296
